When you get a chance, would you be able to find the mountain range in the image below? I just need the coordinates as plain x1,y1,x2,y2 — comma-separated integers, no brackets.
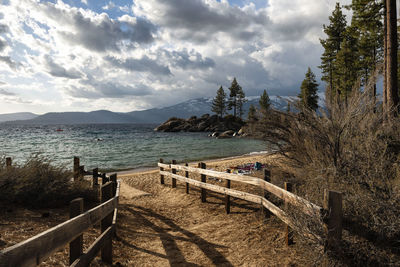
0,96,300,124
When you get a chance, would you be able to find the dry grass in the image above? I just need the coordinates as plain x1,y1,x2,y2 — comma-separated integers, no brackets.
249,89,400,266
0,155,97,208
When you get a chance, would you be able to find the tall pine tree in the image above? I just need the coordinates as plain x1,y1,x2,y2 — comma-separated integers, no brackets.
319,3,347,103
228,77,242,118
259,89,271,112
299,67,319,111
247,104,257,122
237,87,247,119
348,0,383,97
335,26,360,104
211,86,227,118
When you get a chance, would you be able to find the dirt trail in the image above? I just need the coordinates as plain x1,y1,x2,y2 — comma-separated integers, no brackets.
106,156,311,267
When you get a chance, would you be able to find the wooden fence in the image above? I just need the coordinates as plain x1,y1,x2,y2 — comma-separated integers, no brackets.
0,158,121,267
158,159,342,249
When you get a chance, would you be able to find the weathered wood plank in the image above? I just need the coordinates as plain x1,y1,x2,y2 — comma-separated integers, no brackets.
69,198,83,265
323,190,342,250
0,196,118,267
70,225,115,267
159,158,165,184
160,171,262,205
284,182,294,246
225,169,231,214
101,183,113,263
185,163,189,194
158,163,321,216
172,160,177,188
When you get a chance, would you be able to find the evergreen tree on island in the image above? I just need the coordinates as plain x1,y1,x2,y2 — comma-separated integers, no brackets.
228,77,242,118
211,86,227,118
236,86,247,119
299,67,319,111
259,89,271,113
247,104,257,122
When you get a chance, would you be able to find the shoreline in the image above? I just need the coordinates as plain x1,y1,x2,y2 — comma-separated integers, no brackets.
113,150,276,177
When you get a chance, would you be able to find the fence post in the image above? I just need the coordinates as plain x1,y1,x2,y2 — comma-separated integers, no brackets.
185,163,189,194
199,162,207,203
172,160,177,188
102,173,107,184
93,168,99,188
73,157,80,181
101,182,113,264
284,182,294,246
110,174,117,196
225,169,231,214
5,157,11,167
79,165,85,180
69,198,83,264
323,189,343,251
263,169,271,217
159,158,165,184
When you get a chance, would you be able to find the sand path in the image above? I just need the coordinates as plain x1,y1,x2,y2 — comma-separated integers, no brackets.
108,155,305,267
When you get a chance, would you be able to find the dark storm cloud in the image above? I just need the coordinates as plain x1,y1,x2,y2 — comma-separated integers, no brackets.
0,39,6,52
0,88,15,96
134,0,269,42
165,49,215,70
65,77,153,99
0,24,9,34
105,55,171,76
0,56,18,70
44,55,82,79
35,1,157,52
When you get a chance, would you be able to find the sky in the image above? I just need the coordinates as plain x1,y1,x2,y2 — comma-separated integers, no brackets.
0,0,352,114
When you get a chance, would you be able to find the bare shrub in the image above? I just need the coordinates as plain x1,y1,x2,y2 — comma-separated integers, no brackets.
251,89,400,265
0,155,97,208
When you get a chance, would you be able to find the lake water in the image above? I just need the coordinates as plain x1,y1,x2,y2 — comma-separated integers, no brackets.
0,124,267,171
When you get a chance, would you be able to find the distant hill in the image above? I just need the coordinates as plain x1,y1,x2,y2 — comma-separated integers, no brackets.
3,110,137,124
1,96,316,125
0,112,38,122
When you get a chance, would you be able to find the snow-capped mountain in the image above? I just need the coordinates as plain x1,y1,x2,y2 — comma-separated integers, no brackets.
2,95,314,124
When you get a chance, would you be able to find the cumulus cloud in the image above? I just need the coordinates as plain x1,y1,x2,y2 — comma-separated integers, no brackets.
133,0,269,42
0,88,15,96
105,55,171,76
65,76,153,99
44,55,82,79
165,49,216,70
0,56,19,70
16,0,157,52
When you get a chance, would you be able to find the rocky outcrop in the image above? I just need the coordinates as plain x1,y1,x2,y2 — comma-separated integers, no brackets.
154,114,245,133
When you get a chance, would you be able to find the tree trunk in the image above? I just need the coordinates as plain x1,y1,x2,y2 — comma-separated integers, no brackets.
385,0,399,117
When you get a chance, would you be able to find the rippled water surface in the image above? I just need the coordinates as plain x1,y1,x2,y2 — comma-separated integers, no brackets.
0,124,267,170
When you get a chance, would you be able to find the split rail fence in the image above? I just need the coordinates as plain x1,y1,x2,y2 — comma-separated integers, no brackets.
0,157,120,267
158,159,342,250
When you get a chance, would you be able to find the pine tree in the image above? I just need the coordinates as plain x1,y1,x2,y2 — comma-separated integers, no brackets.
227,77,241,118
335,26,360,104
211,86,227,118
385,0,399,117
319,3,347,102
348,0,383,97
299,67,319,111
259,89,270,112
247,104,257,122
237,87,247,119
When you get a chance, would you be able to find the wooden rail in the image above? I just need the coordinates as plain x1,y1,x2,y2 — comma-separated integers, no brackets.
158,162,322,216
158,160,342,249
0,158,121,267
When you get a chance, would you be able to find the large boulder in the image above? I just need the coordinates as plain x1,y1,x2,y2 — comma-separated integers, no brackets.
154,118,186,132
154,113,246,133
